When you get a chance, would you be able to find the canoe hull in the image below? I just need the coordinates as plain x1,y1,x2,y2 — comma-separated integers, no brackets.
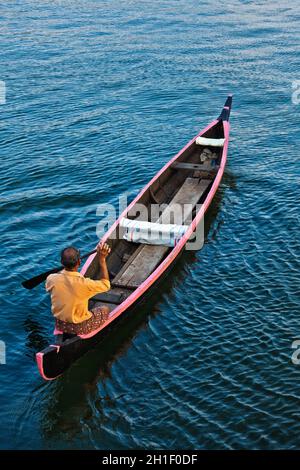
37,95,232,380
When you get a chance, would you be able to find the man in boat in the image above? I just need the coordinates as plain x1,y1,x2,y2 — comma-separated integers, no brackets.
46,242,111,336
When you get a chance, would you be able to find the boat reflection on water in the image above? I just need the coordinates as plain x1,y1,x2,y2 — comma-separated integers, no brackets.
204,169,237,244
23,317,49,359
39,290,169,442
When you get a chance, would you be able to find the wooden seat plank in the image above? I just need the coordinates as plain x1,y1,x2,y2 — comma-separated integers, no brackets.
112,178,211,289
171,161,216,172
160,178,211,224
113,245,167,289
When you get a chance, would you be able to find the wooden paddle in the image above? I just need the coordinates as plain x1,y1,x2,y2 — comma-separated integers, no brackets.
22,248,97,290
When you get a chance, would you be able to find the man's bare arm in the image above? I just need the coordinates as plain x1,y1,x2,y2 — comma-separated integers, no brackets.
97,242,111,281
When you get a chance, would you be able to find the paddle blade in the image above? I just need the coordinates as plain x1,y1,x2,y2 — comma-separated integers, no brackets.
22,266,63,290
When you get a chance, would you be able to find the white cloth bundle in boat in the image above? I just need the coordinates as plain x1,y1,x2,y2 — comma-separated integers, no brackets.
120,217,189,247
195,136,225,147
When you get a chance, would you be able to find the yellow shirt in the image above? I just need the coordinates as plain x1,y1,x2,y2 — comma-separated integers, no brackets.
46,269,110,324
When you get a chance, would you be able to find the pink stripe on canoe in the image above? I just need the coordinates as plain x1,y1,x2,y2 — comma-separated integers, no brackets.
36,352,61,381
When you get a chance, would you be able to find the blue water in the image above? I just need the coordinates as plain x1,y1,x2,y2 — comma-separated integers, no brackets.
1,0,300,449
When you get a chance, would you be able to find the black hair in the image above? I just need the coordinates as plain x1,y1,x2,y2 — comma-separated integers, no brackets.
61,246,80,269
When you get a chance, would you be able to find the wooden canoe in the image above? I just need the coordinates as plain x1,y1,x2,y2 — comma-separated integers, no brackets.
37,95,233,380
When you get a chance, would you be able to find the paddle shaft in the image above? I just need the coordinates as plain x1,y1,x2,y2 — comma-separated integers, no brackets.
22,248,97,290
